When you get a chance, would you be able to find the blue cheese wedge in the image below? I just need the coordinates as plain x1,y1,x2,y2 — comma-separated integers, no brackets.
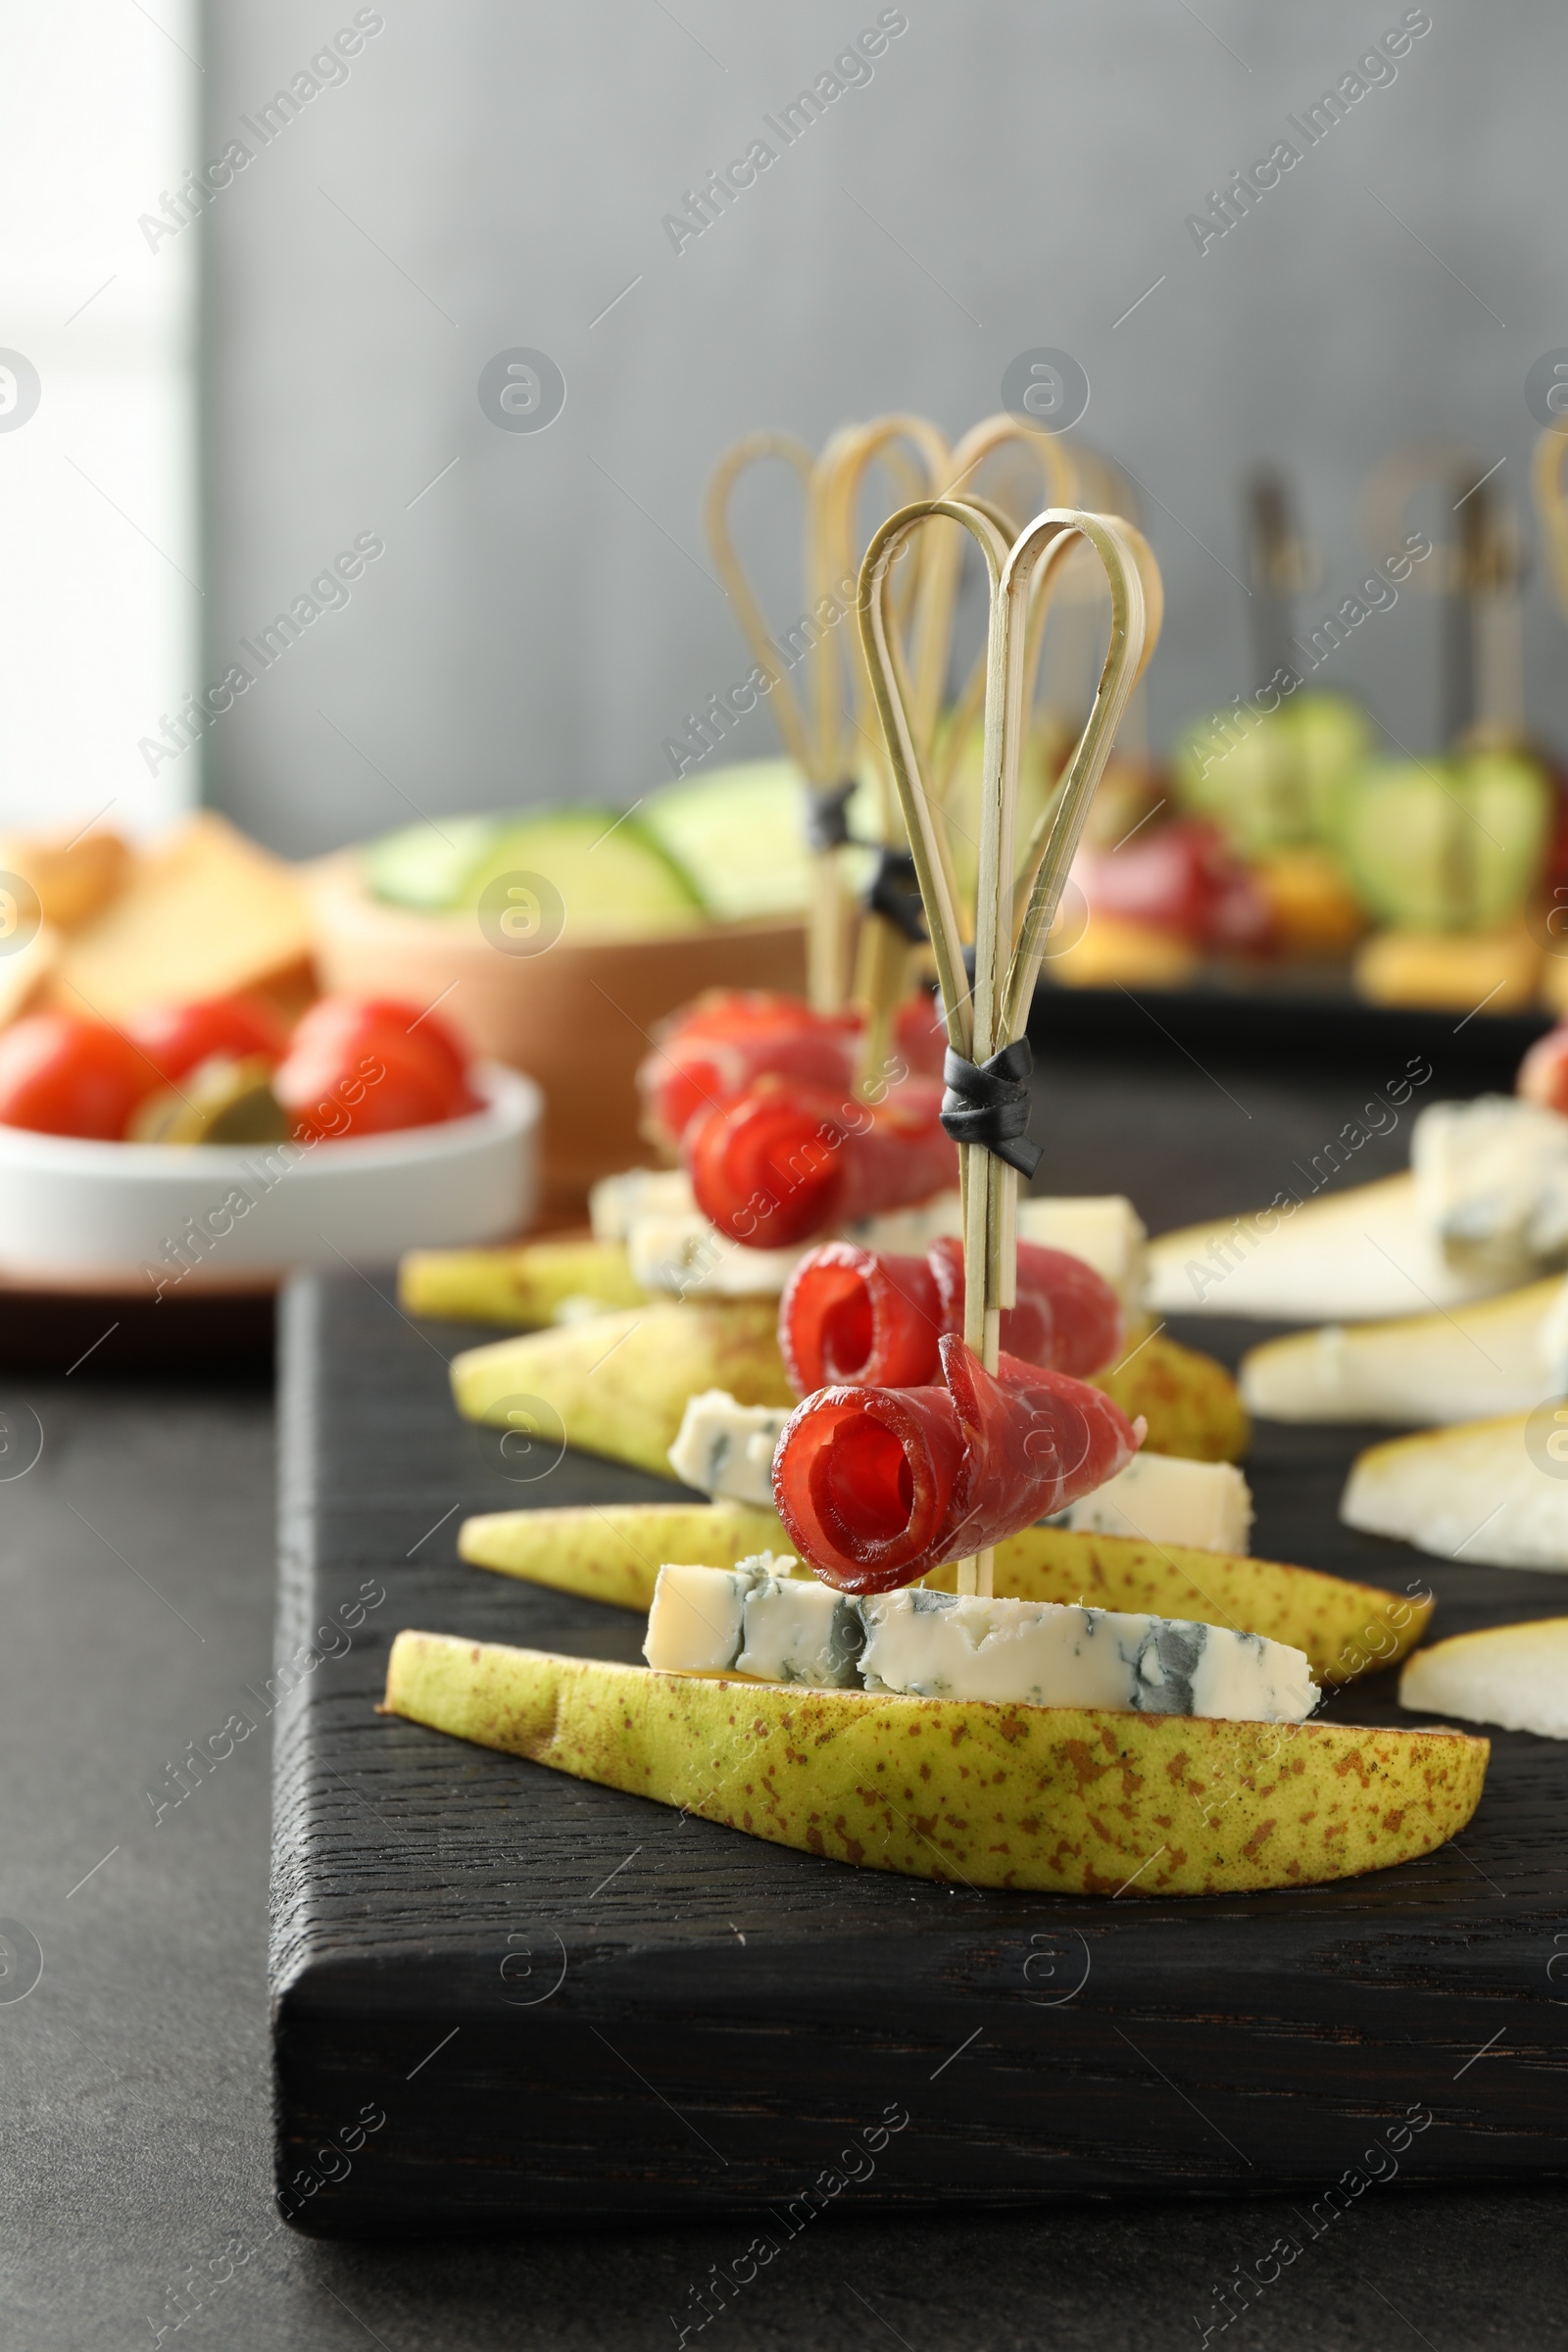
588,1166,696,1243
858,1590,1317,1722
1412,1096,1568,1277
666,1390,791,1507
1053,1452,1253,1554
625,1212,804,1298
645,1565,1317,1721
644,1556,865,1687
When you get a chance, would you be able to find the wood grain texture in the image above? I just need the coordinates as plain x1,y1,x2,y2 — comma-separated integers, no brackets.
270,1049,1568,2232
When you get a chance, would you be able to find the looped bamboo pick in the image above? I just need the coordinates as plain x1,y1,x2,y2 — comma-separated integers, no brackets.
705,431,848,1011
705,421,953,1015
858,498,1161,1596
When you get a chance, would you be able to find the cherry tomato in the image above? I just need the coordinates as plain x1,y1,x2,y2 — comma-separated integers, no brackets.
288,995,471,1085
124,994,287,1086
0,1014,159,1139
273,997,478,1141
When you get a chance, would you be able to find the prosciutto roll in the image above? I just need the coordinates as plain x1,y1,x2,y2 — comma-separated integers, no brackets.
779,1234,1123,1396
685,1076,957,1250
771,1334,1143,1593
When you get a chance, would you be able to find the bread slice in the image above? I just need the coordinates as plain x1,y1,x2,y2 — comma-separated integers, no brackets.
50,813,312,1017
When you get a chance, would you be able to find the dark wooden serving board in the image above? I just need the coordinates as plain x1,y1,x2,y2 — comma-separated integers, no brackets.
270,1032,1568,2233
270,1264,1568,2236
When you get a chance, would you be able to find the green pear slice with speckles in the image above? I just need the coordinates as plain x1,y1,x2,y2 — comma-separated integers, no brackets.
449,1300,795,1482
382,1633,1488,1896
459,1501,789,1610
458,1504,1430,1685
401,1237,647,1327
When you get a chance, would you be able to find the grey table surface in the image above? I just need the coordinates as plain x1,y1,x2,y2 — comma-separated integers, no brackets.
3,1047,1567,2351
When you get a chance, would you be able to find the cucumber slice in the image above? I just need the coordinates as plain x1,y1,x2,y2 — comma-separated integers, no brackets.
1333,751,1549,931
1173,692,1371,853
464,808,704,936
364,816,503,910
641,760,816,920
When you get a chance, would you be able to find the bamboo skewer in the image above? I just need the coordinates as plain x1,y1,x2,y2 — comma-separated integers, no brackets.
704,431,858,1011
705,417,956,1020
859,502,1159,1597
816,416,954,1092
925,418,1080,802
1359,441,1514,749
704,431,825,782
1533,428,1568,623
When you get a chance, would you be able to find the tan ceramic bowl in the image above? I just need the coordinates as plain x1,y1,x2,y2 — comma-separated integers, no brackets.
309,858,807,1211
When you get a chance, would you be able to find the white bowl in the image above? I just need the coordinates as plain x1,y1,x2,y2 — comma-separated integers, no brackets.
0,1061,540,1283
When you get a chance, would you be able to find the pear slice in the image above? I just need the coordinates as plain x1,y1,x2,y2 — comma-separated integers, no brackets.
1093,1329,1249,1462
382,1633,1488,1896
457,1503,1430,1686
400,1237,647,1326
1239,1279,1561,1426
450,1290,1245,1480
1343,1413,1568,1570
961,1527,1433,1686
450,1300,795,1482
459,1500,788,1609
1399,1618,1568,1738
1147,1173,1510,1322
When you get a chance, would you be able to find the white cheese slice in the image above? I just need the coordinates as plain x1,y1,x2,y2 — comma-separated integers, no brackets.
1054,1451,1253,1554
666,1390,791,1507
1146,1173,1509,1322
1342,1414,1568,1570
850,1192,1147,1308
644,1556,865,1687
588,1167,696,1244
858,1590,1317,1721
1412,1096,1568,1277
849,1192,963,1253
1399,1618,1568,1739
625,1212,805,1298
1016,1195,1148,1307
1240,1278,1563,1427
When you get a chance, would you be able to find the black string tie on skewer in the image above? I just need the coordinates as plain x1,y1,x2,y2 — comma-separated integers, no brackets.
863,847,928,944
940,1037,1042,1177
805,778,857,853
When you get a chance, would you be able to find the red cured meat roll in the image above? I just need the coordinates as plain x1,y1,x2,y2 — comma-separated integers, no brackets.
685,1076,957,1249
639,987,950,1155
771,1334,1142,1593
780,1234,1123,1395
639,991,859,1156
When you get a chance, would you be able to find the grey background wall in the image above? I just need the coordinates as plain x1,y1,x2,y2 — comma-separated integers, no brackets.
202,0,1562,858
